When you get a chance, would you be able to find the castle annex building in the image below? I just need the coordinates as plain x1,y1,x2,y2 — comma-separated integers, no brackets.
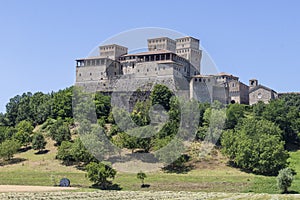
75,36,278,105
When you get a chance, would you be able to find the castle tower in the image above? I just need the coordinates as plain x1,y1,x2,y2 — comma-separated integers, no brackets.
99,44,128,60
175,36,202,71
147,37,176,52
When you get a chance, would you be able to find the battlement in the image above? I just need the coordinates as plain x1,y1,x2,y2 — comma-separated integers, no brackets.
99,44,128,60
147,37,176,52
176,36,200,49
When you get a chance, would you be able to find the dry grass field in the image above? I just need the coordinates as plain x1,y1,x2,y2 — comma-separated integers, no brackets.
1,137,300,199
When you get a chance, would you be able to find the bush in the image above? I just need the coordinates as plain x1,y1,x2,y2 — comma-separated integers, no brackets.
14,120,34,146
221,118,289,175
277,167,294,193
56,138,95,165
32,133,47,152
85,162,116,189
137,171,147,186
0,140,20,160
49,119,71,145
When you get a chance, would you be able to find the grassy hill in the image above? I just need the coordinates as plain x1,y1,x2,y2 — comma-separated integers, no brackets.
2,134,300,194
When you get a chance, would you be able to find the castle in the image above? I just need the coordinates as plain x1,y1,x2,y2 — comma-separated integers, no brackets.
75,36,278,105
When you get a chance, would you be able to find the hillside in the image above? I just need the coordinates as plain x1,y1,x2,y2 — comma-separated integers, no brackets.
0,134,294,194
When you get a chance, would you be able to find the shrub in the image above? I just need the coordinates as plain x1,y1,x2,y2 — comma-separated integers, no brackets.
32,133,47,152
0,140,20,160
137,171,147,186
85,162,116,189
221,118,289,175
277,167,294,193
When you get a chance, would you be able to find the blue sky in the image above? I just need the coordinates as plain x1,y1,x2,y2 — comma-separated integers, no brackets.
0,0,299,113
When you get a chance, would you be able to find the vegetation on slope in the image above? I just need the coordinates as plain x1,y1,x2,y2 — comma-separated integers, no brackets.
0,85,300,193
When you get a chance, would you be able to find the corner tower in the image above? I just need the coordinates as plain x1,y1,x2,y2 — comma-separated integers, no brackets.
175,36,202,71
147,37,176,52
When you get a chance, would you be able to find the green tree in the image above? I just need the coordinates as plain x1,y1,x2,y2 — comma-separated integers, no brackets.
262,99,298,145
112,132,137,153
29,92,51,125
70,137,95,164
5,95,21,126
49,119,71,145
0,140,20,160
15,92,33,124
94,92,111,120
137,171,147,186
225,103,245,129
56,141,74,165
252,101,266,118
85,162,117,189
222,118,289,175
131,100,151,126
199,106,226,144
150,84,173,111
32,133,47,152
14,120,34,147
56,138,95,165
51,87,73,119
277,167,294,193
0,113,9,126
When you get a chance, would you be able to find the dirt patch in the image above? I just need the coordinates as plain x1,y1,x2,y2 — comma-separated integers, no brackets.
0,185,77,193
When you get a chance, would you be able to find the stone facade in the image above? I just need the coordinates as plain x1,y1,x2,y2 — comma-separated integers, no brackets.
190,75,229,104
75,36,277,106
147,37,176,52
176,37,202,70
249,79,278,105
213,73,249,104
76,36,202,95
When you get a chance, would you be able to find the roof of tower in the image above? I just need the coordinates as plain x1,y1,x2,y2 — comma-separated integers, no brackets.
121,50,173,57
175,36,199,42
215,72,238,78
147,37,176,41
99,44,128,49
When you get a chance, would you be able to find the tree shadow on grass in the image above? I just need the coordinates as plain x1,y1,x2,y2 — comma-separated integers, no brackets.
284,190,299,194
162,163,195,174
18,146,32,153
227,161,279,177
0,158,27,166
162,154,194,174
34,149,49,155
90,182,122,190
140,184,151,188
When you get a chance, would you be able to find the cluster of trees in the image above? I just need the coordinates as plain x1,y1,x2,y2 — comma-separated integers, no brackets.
1,85,300,184
0,87,73,127
221,95,300,175
103,84,179,155
0,119,47,160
